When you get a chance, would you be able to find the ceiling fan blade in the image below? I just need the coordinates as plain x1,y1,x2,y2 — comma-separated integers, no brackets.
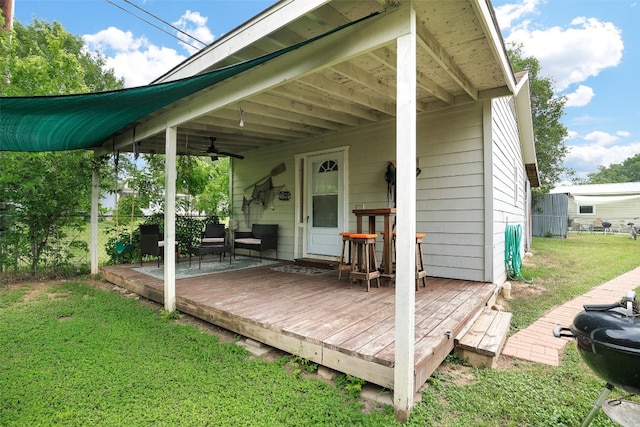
217,151,245,160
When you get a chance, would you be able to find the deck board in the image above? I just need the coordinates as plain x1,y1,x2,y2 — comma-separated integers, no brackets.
101,260,496,392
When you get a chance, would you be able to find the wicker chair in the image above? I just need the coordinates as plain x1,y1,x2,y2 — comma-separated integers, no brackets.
201,223,226,246
139,224,178,267
233,224,278,262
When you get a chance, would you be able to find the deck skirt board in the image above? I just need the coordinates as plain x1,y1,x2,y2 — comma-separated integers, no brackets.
101,263,496,391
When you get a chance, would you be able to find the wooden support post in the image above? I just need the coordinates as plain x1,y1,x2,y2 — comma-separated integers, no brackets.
394,4,417,422
90,161,99,276
164,126,177,312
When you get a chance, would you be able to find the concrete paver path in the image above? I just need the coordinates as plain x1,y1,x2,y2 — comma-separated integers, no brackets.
501,266,640,365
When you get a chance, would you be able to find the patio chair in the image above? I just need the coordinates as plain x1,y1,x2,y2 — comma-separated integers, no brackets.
140,224,161,267
592,218,604,233
139,224,178,267
233,224,278,262
188,222,230,266
201,223,226,246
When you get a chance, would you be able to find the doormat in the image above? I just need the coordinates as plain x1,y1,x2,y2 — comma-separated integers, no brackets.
133,256,278,280
270,265,333,276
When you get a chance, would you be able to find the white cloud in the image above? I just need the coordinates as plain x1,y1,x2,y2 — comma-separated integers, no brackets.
494,0,542,30
173,10,215,55
564,130,638,178
566,130,579,140
83,27,186,87
564,85,594,107
565,141,640,176
505,16,623,91
583,130,620,146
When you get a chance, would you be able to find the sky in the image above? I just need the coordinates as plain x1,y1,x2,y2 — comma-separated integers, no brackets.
12,0,640,183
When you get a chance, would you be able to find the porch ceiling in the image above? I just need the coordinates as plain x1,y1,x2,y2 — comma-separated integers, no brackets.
102,0,513,158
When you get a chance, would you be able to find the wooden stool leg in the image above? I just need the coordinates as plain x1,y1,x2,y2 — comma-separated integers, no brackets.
415,236,427,290
364,242,371,292
338,236,350,280
349,235,381,291
370,241,380,289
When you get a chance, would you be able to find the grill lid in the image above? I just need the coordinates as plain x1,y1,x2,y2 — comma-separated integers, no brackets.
571,307,640,353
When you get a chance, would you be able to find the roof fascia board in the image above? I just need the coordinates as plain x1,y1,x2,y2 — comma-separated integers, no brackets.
514,73,537,164
155,0,331,83
470,0,516,94
112,6,412,149
514,72,540,186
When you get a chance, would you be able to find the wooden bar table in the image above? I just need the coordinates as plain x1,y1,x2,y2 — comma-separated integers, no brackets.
352,208,396,276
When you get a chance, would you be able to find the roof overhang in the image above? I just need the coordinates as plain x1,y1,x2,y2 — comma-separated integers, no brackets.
514,71,540,187
1,0,519,157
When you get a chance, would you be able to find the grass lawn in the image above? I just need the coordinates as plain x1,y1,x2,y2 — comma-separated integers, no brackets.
1,233,638,426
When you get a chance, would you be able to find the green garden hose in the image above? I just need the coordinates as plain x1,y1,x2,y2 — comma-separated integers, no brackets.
505,224,532,283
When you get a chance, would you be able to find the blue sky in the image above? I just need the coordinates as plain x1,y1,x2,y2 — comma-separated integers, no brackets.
13,0,640,182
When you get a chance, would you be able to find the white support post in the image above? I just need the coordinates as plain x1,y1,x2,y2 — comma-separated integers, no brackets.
393,5,417,422
90,159,99,276
164,126,177,312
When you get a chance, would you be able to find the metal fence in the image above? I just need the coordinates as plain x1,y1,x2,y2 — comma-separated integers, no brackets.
532,193,568,238
0,213,216,276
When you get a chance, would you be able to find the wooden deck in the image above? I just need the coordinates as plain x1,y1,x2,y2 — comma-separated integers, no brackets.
100,260,497,392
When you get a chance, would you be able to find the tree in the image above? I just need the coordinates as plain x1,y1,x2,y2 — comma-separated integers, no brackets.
190,157,230,217
0,17,124,273
139,153,230,217
587,153,640,183
508,46,572,193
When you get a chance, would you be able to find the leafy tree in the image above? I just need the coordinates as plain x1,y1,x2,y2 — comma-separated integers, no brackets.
139,153,230,217
0,19,122,96
0,17,124,273
587,153,640,183
508,46,571,193
191,157,230,217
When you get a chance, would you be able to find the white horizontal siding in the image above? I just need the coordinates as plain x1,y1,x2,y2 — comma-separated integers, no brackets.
490,96,526,284
569,197,640,225
232,101,488,281
419,102,485,281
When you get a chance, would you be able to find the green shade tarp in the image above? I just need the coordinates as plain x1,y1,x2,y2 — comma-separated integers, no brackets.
0,46,289,152
0,14,374,152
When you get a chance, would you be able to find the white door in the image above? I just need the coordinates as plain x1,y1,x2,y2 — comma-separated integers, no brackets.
306,151,344,256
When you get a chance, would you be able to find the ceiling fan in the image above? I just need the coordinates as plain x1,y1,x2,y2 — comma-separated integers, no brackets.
206,137,244,161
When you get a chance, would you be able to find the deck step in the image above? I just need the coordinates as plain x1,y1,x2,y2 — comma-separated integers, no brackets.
455,309,512,368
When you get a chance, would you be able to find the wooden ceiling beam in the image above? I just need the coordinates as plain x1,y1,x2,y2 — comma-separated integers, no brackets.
273,84,383,122
252,92,364,127
237,100,346,132
367,48,445,109
299,72,395,116
415,19,478,101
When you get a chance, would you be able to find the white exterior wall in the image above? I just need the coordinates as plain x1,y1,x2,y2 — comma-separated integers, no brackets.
568,198,640,229
418,103,485,281
232,101,492,281
490,96,527,284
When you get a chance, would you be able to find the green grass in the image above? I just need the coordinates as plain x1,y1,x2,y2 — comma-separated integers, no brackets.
1,233,638,426
506,233,640,330
409,347,618,426
0,282,396,426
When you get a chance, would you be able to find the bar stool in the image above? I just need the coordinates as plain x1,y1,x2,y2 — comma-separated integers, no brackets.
338,232,354,280
382,231,427,291
349,233,380,291
415,233,427,290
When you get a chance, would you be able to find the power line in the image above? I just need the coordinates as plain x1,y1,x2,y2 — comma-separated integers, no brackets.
121,0,207,47
102,0,207,51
